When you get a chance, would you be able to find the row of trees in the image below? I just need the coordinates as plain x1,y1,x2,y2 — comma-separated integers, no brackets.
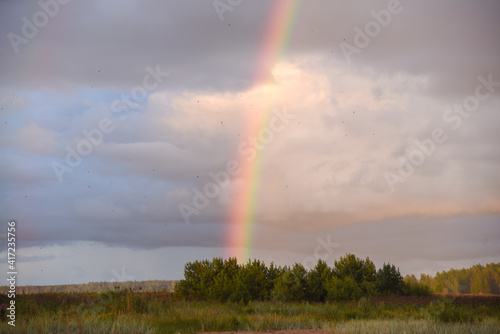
174,254,432,303
407,263,500,295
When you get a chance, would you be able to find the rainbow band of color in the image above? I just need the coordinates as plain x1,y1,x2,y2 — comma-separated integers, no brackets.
226,0,301,263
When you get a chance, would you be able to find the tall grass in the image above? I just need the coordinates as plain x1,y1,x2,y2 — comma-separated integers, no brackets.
0,291,498,333
332,318,500,334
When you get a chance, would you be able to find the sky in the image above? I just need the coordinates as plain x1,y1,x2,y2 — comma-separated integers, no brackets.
0,0,499,286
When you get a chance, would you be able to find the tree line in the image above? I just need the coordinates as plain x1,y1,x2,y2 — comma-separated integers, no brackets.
174,253,432,303
4,259,496,297
408,263,500,295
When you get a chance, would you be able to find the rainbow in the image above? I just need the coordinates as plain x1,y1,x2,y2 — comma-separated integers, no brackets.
225,0,301,263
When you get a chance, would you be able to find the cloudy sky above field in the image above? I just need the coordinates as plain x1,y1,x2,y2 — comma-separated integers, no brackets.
0,0,499,286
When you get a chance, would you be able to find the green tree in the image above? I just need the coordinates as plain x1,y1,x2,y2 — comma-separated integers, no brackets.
229,259,269,302
306,259,333,302
333,253,376,295
402,280,432,296
419,273,433,291
403,274,432,296
174,259,205,298
272,263,307,302
485,263,500,294
265,262,282,294
471,269,491,294
326,275,362,301
174,257,240,300
376,263,404,295
207,258,239,301
404,274,418,285
228,277,251,304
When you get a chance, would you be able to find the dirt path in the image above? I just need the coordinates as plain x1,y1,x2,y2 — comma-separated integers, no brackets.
193,330,335,334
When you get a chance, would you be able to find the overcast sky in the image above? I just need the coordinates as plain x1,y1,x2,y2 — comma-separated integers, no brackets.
1,0,499,286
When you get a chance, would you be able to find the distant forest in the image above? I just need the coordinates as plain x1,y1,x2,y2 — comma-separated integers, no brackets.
0,259,498,296
412,263,500,295
0,280,176,294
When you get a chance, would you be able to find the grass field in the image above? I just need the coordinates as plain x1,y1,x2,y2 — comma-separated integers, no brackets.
0,291,498,333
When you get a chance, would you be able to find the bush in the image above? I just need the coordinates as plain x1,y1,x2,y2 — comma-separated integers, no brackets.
428,302,474,323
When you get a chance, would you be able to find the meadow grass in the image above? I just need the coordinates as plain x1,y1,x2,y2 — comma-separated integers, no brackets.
331,318,500,334
0,291,498,333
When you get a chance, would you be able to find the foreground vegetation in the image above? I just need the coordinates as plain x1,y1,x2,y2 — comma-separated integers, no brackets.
0,290,499,333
